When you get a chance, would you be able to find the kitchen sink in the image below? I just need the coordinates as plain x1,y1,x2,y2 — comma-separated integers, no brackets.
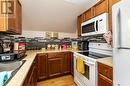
0,60,26,72
0,60,26,86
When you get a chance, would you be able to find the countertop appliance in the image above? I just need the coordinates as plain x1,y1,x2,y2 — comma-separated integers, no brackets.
0,51,26,62
74,43,112,86
78,37,89,51
0,39,14,54
0,53,15,62
81,13,108,36
112,0,130,86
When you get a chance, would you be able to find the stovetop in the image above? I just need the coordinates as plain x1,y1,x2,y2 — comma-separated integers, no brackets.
77,51,111,59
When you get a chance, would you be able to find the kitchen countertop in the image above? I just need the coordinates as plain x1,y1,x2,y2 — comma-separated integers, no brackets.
6,49,74,86
97,57,113,67
6,49,113,86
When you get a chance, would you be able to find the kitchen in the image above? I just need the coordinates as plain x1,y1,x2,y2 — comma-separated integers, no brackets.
0,0,130,86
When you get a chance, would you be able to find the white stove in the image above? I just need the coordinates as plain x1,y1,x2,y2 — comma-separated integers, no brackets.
74,43,112,86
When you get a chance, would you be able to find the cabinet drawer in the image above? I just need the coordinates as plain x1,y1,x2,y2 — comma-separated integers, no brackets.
48,52,65,59
98,74,113,86
98,62,113,80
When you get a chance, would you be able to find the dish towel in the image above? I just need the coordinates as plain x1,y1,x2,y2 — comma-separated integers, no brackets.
0,71,12,86
103,31,112,45
76,57,85,74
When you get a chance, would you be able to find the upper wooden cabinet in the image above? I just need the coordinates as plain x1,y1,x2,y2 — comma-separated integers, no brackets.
0,0,22,34
93,0,109,17
77,15,82,37
108,0,120,32
82,8,94,22
15,0,22,34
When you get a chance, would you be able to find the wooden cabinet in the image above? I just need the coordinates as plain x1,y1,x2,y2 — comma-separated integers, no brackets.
37,53,48,81
98,62,113,86
85,8,94,21
37,52,73,80
23,51,73,85
48,52,72,77
62,52,71,74
0,0,22,34
108,0,120,32
82,8,94,22
48,57,63,77
22,58,37,86
98,74,113,86
77,15,82,37
15,0,22,34
70,52,74,76
93,0,109,17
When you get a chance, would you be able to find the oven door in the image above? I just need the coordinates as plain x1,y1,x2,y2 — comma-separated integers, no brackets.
74,54,97,86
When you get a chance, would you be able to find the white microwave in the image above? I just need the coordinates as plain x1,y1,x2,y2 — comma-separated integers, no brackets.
81,13,109,36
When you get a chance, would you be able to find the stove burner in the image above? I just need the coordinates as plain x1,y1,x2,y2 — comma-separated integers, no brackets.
77,51,111,59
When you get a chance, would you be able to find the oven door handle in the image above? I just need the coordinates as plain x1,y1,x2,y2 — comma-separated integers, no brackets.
84,61,95,65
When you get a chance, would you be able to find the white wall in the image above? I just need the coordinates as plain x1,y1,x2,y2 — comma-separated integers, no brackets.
15,30,77,39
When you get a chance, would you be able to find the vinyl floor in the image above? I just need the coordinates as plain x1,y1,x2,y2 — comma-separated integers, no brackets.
37,75,77,86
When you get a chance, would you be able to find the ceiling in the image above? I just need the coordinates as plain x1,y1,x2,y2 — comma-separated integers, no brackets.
19,0,98,33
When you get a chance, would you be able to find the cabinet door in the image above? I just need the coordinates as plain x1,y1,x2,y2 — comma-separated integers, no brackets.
23,59,36,86
15,0,22,34
27,67,34,86
98,74,113,86
84,8,94,21
37,53,48,81
48,57,63,77
108,0,120,32
0,0,22,34
77,15,82,37
70,52,74,76
6,0,16,33
62,52,71,74
93,0,109,17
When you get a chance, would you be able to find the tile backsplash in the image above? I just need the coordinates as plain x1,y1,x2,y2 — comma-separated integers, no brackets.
14,30,77,39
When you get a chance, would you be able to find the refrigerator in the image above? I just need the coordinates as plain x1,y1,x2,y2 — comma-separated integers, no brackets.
112,0,130,86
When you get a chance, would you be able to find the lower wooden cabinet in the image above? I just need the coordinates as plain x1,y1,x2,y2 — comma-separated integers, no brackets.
22,58,37,86
37,53,48,81
98,62,113,86
70,52,74,76
37,51,73,80
48,57,63,77
23,51,73,85
98,74,113,86
62,52,71,74
48,52,72,78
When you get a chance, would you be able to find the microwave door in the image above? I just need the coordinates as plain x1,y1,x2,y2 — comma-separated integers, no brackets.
112,0,130,49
